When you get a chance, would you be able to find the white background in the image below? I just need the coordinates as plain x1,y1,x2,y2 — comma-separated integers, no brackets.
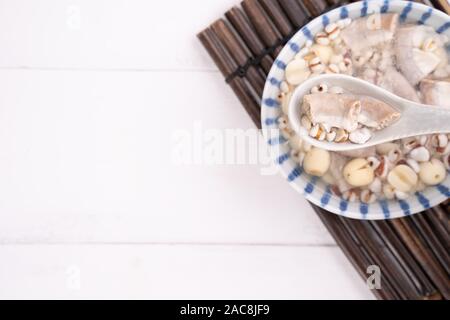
0,0,373,299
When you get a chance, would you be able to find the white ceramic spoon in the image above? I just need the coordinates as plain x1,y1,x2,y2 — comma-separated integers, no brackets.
288,74,450,152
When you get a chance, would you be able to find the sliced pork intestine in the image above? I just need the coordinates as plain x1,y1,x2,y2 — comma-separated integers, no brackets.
394,25,443,85
302,93,361,132
359,96,401,129
355,38,421,103
377,67,421,103
358,67,420,103
341,13,398,54
303,93,400,132
420,78,450,108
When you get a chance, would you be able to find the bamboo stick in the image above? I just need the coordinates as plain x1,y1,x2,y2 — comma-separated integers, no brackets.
277,0,309,28
242,0,283,57
390,218,450,299
225,7,274,74
431,0,450,14
412,213,450,276
428,206,450,250
301,0,329,16
339,218,407,299
316,211,399,299
325,0,342,6
259,0,295,37
211,19,266,97
371,220,439,298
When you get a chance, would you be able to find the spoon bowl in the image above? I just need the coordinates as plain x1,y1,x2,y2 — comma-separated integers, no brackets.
288,74,450,151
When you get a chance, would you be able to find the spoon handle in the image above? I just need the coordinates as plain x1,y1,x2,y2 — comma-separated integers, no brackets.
401,102,450,136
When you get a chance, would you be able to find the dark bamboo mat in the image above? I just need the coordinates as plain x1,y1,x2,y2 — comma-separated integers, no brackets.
198,0,450,300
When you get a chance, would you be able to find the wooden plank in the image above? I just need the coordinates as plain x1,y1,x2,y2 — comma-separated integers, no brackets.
0,69,332,245
0,0,240,70
0,244,374,299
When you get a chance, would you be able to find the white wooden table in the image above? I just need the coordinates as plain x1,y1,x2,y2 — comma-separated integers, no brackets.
0,0,374,299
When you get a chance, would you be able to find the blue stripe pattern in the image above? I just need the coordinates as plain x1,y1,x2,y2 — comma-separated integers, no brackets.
436,184,450,197
276,153,290,165
263,98,279,107
289,42,300,53
361,0,368,17
339,199,348,213
340,7,349,19
301,27,313,40
320,187,332,207
418,8,432,25
379,200,390,219
269,77,280,86
287,166,302,182
399,200,411,216
304,176,318,194
380,0,389,13
437,22,450,33
400,1,413,22
415,192,430,209
274,59,286,70
360,203,368,217
268,136,286,145
322,15,330,27
264,118,277,126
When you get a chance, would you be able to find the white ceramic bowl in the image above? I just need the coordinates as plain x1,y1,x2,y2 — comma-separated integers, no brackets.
261,0,450,219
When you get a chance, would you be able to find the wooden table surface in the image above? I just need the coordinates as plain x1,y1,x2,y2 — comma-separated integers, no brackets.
0,0,374,299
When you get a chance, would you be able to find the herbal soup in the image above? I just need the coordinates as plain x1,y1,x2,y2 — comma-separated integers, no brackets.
277,13,450,203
